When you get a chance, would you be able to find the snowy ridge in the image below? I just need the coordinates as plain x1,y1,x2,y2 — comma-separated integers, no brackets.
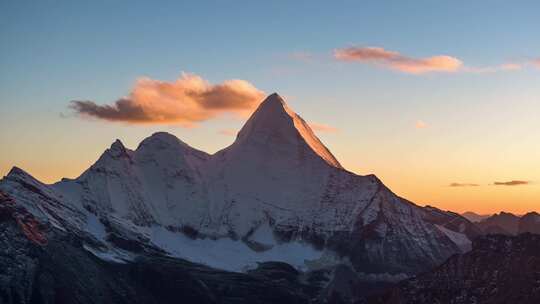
0,93,469,274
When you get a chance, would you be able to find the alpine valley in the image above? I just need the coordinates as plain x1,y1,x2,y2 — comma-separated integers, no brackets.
1,94,537,304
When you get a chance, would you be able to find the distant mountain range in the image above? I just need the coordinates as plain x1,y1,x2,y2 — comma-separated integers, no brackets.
1,93,538,303
462,211,540,235
461,211,491,222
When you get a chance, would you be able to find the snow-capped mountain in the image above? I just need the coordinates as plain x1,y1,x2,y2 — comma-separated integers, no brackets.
0,93,472,276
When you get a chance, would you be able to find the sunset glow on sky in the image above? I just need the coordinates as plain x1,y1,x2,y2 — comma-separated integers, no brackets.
1,1,539,214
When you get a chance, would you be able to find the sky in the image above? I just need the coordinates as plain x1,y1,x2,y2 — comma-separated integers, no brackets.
1,1,539,214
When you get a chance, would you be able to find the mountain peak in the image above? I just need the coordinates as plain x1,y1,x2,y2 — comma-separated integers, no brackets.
110,139,126,151
105,139,131,159
261,92,286,106
497,211,519,218
232,93,342,168
149,131,180,141
522,211,540,218
7,166,30,179
5,166,46,187
137,131,193,152
134,131,210,163
247,93,292,123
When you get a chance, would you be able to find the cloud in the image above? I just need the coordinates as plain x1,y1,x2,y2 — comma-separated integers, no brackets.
532,59,540,68
500,63,522,70
333,46,526,75
69,73,265,126
449,180,532,187
218,129,237,136
415,120,428,129
493,180,530,186
464,63,522,73
308,122,339,133
334,46,463,74
449,183,480,187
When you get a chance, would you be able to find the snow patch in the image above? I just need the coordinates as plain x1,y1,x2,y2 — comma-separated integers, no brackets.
148,226,324,272
249,221,277,247
84,213,107,241
436,224,471,252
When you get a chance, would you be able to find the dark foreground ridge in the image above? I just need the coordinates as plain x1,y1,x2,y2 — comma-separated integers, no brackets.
365,233,540,304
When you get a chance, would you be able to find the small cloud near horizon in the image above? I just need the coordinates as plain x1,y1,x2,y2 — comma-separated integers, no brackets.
334,46,462,74
449,182,480,187
308,122,339,133
333,46,526,75
493,180,530,186
415,120,428,129
463,63,522,74
69,72,265,127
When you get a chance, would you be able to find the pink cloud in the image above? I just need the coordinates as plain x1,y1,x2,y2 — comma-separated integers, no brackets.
334,46,462,74
532,59,540,68
500,63,523,70
334,47,399,61
70,73,265,126
308,122,339,133
415,120,428,129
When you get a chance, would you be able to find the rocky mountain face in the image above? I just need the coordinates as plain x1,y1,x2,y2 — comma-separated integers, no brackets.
1,93,483,303
0,191,313,304
4,186,536,304
365,233,540,304
0,189,383,304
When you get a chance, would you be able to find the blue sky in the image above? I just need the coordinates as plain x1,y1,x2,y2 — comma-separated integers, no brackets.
1,1,539,213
